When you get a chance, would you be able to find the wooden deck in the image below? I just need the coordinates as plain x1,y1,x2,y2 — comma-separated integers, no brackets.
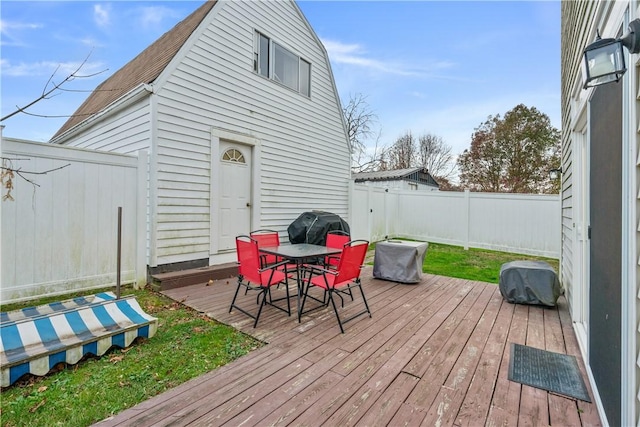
96,268,601,426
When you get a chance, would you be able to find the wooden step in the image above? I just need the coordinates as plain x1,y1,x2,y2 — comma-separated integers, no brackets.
150,263,238,291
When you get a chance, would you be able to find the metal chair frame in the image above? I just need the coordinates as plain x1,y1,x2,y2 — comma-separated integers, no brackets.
230,235,291,328
299,239,371,333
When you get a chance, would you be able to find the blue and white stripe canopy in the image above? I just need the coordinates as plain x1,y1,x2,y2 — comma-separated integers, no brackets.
1,292,158,387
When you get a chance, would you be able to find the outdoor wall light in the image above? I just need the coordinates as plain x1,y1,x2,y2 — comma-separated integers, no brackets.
549,167,562,181
583,19,640,89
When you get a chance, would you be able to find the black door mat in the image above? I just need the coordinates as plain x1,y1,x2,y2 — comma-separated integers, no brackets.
508,343,591,402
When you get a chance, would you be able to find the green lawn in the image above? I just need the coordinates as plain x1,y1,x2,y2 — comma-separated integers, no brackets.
0,287,262,427
422,242,558,283
368,240,559,284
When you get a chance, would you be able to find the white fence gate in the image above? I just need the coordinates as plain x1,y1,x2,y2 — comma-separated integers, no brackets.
1,136,147,303
350,184,561,258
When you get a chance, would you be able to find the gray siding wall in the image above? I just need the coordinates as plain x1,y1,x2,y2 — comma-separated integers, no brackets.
152,0,350,264
560,0,594,316
562,1,640,423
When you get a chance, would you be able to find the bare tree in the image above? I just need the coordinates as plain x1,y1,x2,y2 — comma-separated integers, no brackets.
1,51,107,122
384,131,416,169
1,156,69,201
1,53,104,199
417,133,456,180
342,93,382,172
352,129,389,172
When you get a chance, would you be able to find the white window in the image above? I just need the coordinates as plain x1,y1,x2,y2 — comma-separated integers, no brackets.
256,33,269,78
254,31,311,97
222,148,246,163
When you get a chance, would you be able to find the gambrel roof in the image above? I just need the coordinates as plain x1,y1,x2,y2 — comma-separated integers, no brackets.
52,0,216,140
353,167,439,188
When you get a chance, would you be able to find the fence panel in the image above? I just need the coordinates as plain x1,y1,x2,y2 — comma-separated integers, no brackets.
351,184,560,258
467,192,560,256
1,137,147,303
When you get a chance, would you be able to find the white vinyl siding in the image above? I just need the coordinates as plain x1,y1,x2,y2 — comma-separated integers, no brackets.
151,0,349,264
55,98,152,154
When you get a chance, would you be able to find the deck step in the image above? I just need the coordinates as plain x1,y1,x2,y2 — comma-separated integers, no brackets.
151,263,238,291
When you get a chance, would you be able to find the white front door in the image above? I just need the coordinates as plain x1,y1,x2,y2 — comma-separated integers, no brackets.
218,141,251,251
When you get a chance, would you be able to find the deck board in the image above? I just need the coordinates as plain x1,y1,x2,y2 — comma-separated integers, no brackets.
95,267,601,426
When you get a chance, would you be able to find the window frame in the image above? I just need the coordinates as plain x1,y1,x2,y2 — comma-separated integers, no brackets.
254,30,311,97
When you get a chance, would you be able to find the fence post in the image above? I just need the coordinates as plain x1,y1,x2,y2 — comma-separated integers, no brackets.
135,150,148,289
367,184,373,242
116,207,122,298
384,188,390,239
464,189,470,250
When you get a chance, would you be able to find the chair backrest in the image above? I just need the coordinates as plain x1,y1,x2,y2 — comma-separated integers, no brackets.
250,230,280,265
250,229,280,247
333,240,369,285
236,235,262,284
325,230,350,250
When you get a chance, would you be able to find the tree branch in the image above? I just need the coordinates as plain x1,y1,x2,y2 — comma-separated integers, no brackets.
0,50,108,122
1,157,71,201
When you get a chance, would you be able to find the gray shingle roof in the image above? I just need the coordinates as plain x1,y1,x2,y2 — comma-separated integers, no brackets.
353,167,423,181
353,167,439,187
52,0,216,140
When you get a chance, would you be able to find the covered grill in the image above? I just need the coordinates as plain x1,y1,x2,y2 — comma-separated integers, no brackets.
287,211,350,246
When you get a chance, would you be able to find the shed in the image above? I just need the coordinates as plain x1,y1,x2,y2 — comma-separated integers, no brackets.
49,0,351,273
353,167,439,191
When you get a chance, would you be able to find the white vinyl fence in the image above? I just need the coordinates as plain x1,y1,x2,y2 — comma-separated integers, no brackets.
1,133,560,305
350,184,561,258
1,136,147,303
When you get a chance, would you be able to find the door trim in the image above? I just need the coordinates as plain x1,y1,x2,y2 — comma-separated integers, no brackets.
571,127,589,355
209,127,261,261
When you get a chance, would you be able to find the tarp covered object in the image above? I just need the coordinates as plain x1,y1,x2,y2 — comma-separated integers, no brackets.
1,292,157,387
287,211,350,245
499,260,561,306
373,240,429,284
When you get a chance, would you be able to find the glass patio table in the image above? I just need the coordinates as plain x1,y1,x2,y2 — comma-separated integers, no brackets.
260,243,341,321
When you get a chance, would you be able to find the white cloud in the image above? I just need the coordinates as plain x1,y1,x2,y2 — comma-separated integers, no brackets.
1,59,105,78
136,6,182,30
0,19,43,46
322,40,416,76
79,37,104,48
321,38,456,78
94,4,111,28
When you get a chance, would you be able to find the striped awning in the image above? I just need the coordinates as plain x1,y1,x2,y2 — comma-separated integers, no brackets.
1,292,157,387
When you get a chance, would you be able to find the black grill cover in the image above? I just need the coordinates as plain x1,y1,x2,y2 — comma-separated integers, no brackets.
287,211,350,245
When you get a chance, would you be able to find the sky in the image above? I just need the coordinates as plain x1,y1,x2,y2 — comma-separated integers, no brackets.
0,0,560,160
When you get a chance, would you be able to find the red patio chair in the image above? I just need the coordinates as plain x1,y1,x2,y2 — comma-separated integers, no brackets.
250,229,281,267
300,239,371,333
230,235,291,328
250,228,296,284
324,230,351,269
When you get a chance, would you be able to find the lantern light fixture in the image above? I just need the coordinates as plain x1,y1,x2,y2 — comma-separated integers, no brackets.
583,19,640,89
549,167,562,181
